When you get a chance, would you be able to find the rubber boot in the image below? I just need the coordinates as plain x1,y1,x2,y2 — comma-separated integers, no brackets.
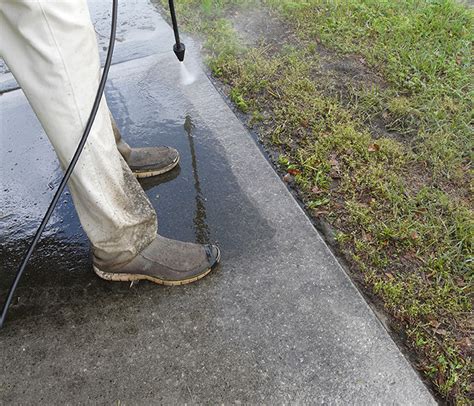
94,235,220,286
110,114,180,178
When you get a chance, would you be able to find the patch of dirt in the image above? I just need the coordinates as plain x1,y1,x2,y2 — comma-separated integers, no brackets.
318,49,385,89
309,48,405,141
229,7,298,49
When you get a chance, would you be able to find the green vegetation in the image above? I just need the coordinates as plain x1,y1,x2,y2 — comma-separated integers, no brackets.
157,0,473,403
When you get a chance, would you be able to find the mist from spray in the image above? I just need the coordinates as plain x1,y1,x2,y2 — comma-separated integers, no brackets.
179,61,197,86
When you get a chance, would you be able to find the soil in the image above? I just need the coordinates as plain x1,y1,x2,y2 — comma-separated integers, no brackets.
229,7,298,47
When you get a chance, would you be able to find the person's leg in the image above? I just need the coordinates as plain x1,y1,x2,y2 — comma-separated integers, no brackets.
0,0,156,268
0,0,219,283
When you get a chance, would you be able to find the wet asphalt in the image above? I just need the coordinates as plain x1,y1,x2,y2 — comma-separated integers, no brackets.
0,1,435,404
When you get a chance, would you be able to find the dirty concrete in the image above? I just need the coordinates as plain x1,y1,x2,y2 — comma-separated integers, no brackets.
0,1,435,404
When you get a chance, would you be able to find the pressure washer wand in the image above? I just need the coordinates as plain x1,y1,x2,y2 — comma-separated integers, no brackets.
169,0,185,62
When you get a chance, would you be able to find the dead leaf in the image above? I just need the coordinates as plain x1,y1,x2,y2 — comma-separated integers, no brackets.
368,143,380,152
329,157,339,167
429,320,441,329
385,272,395,280
456,336,471,348
410,231,419,240
434,329,448,336
287,168,301,176
311,186,322,194
283,173,294,183
455,277,467,287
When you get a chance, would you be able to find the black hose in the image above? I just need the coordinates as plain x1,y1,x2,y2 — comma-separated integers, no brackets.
0,0,118,328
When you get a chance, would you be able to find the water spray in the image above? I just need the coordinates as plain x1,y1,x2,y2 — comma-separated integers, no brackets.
167,0,196,86
0,0,186,328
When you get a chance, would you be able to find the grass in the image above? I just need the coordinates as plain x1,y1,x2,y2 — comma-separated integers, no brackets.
268,0,473,180
156,0,473,403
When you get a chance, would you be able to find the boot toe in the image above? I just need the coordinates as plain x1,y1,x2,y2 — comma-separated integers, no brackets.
159,146,179,166
205,244,221,268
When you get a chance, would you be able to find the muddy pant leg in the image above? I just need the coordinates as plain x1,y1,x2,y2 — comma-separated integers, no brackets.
0,0,157,268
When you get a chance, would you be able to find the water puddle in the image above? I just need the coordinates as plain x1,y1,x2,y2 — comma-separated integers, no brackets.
0,65,274,324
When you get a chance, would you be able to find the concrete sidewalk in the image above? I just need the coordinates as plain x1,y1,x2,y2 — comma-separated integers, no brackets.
0,2,435,404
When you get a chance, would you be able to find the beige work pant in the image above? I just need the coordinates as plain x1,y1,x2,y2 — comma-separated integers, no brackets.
0,0,157,268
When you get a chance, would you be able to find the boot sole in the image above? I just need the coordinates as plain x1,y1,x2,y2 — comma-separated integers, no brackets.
133,155,180,179
93,247,220,286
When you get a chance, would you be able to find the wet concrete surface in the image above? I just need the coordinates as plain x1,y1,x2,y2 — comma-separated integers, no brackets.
1,1,434,404
0,0,168,93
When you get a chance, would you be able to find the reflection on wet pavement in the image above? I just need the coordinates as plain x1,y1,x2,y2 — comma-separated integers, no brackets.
184,114,211,245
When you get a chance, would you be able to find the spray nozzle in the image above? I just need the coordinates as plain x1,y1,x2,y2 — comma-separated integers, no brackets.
173,42,186,62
